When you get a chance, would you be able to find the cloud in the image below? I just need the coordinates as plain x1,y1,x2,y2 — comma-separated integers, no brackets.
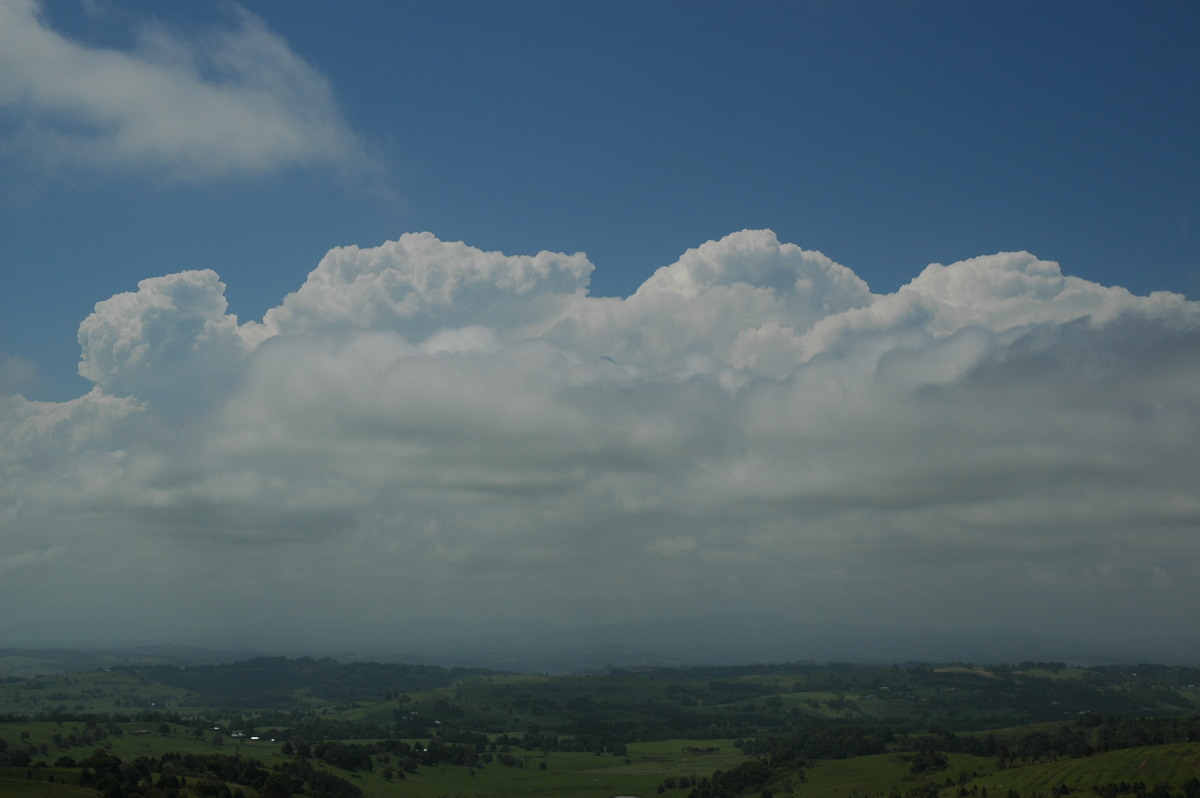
262,232,595,339
536,229,875,376
2,230,1198,649
77,268,260,407
0,0,364,180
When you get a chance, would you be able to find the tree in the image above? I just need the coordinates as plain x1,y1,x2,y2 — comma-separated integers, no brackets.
258,773,295,798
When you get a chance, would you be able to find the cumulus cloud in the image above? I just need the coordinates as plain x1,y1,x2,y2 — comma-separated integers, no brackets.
77,268,260,406
0,0,364,179
3,230,1198,650
536,230,875,375
262,232,595,338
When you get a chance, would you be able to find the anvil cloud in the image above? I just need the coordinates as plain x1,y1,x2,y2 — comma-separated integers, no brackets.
3,230,1198,653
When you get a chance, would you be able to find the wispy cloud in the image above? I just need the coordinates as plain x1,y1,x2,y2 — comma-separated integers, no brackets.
0,0,366,181
2,230,1198,646
0,352,38,396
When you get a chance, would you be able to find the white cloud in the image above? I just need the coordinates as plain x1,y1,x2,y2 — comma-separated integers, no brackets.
537,229,875,374
77,268,260,407
3,230,1199,648
0,0,364,180
263,232,594,339
903,250,1175,333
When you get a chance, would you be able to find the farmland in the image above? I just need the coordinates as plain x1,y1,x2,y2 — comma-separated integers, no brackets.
1,652,1199,797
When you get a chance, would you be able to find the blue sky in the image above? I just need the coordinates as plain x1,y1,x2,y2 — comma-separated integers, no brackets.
1,0,1199,658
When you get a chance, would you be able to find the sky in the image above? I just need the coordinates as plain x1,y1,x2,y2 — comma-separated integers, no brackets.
1,0,1198,660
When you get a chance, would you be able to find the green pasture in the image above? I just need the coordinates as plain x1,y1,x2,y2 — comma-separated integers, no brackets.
788,752,995,797
0,767,94,797
350,739,742,798
5,731,1200,798
623,738,743,778
0,720,290,767
0,670,206,716
0,724,742,798
972,742,1200,794
370,752,652,798
0,656,62,680
1010,667,1090,681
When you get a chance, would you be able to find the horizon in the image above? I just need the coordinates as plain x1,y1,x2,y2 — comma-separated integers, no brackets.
6,612,1200,674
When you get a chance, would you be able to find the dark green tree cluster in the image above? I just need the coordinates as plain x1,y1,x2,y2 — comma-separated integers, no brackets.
741,724,895,764
904,748,949,775
1084,778,1200,798
64,748,364,798
685,759,774,798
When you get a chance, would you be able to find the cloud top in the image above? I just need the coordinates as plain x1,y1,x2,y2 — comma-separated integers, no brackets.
3,230,1198,650
0,0,364,180
77,269,258,406
263,232,595,338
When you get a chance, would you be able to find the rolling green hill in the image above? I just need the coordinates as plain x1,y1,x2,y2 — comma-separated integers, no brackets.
2,654,1199,797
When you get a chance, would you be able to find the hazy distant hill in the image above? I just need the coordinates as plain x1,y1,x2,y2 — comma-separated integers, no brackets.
0,644,255,676
6,615,1197,676
322,614,1200,672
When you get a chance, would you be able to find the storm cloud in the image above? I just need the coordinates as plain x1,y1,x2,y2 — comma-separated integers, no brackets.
2,230,1197,651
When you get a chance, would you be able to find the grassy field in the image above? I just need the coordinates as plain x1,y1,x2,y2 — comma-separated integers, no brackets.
5,725,1200,797
3,744,1198,798
762,745,1200,798
971,742,1200,794
330,739,744,798
0,670,206,716
0,767,95,797
353,753,650,798
0,723,740,798
781,751,995,797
